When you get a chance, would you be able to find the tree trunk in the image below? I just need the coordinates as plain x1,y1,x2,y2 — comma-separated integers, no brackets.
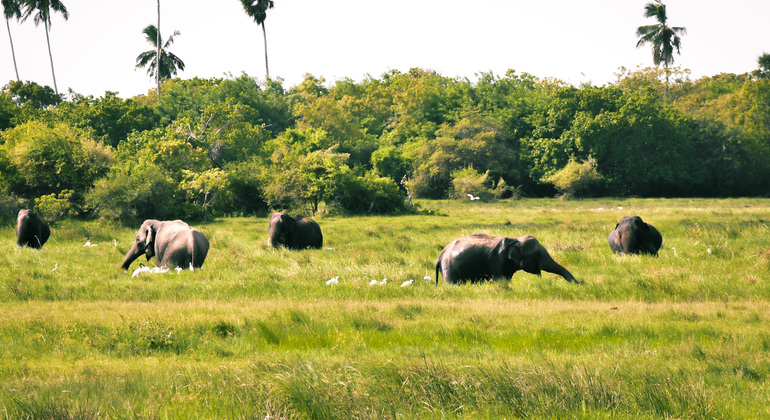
157,0,161,101
262,22,269,79
5,19,20,81
44,21,58,95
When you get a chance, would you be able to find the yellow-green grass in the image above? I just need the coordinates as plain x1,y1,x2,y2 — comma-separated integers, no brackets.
0,198,768,418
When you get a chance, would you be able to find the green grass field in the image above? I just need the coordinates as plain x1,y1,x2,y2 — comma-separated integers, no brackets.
1,198,769,419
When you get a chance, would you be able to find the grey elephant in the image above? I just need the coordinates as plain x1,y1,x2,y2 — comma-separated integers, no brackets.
268,212,323,249
16,209,50,249
121,219,210,270
435,233,578,285
608,216,662,255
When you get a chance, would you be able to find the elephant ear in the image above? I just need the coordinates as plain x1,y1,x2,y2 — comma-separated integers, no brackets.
144,225,155,257
502,237,523,266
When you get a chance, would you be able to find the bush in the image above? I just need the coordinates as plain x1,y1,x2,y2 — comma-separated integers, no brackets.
86,161,179,222
541,156,605,199
34,190,76,223
327,171,406,214
450,166,493,201
216,159,269,216
0,121,114,198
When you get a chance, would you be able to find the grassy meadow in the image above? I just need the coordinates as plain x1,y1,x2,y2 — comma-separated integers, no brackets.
1,198,769,419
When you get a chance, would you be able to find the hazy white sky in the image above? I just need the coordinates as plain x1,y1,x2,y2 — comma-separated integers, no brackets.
2,0,768,98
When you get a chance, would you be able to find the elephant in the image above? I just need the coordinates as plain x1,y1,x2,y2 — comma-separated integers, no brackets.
435,233,579,285
608,216,662,255
16,209,50,249
268,212,323,249
121,219,210,270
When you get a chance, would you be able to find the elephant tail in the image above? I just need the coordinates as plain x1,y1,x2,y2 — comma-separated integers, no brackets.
435,252,443,287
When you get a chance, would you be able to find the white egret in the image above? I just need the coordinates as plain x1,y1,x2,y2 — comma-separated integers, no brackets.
326,276,339,285
400,279,414,287
132,264,151,278
369,279,379,286
378,278,387,286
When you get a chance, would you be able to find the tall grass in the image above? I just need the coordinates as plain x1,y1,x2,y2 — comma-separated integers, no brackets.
0,198,768,418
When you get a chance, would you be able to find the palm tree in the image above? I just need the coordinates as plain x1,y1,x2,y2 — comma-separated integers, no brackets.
240,0,274,79
22,0,69,95
135,24,185,92
636,0,686,99
2,0,22,81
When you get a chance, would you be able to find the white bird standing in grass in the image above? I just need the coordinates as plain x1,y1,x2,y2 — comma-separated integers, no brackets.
52,263,58,272
113,239,118,247
175,266,183,274
189,262,194,271
467,193,480,200
379,278,387,286
326,276,339,285
369,279,379,286
423,275,431,282
132,264,150,278
672,247,677,257
150,267,170,274
84,241,97,247
401,279,414,287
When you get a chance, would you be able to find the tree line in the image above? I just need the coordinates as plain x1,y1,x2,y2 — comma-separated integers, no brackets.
1,63,769,225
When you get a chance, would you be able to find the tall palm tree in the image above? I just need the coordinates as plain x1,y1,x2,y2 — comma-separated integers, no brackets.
636,0,686,99
240,0,274,79
135,24,185,90
2,0,22,81
22,0,69,95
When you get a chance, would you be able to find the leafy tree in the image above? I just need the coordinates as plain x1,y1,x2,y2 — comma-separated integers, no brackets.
2,0,22,81
180,168,228,220
636,0,686,99
753,53,770,79
239,0,274,79
172,99,269,166
135,24,185,95
45,91,160,147
21,0,69,95
408,111,517,198
0,120,114,199
3,80,60,108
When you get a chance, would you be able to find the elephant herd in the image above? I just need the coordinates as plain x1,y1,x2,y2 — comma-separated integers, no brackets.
14,209,663,286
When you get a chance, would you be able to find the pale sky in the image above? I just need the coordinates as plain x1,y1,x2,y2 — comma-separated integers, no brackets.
2,0,768,98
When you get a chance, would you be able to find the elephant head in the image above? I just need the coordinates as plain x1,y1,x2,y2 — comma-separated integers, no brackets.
121,219,161,269
269,212,296,248
609,216,662,255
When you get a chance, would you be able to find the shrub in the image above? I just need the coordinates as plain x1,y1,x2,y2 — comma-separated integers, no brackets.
541,156,605,199
34,190,76,223
450,166,493,201
86,161,179,222
0,121,114,198
327,171,406,214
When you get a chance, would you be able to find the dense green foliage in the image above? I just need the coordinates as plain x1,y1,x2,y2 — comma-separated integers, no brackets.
1,199,768,418
1,66,769,224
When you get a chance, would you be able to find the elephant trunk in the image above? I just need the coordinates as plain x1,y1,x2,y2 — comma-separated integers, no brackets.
121,242,144,270
542,255,580,284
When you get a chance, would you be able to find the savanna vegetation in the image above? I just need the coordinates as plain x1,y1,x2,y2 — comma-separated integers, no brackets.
1,199,769,418
2,62,770,227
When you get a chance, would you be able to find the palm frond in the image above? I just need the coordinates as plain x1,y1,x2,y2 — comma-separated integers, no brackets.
2,0,23,20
